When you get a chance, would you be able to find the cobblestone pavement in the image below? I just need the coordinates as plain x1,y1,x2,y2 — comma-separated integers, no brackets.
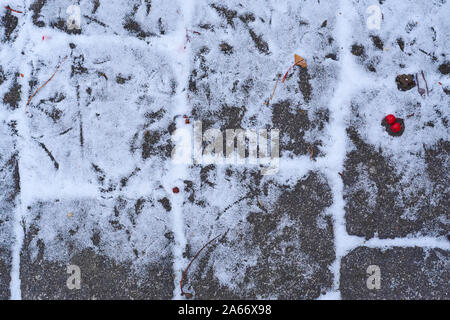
0,0,448,300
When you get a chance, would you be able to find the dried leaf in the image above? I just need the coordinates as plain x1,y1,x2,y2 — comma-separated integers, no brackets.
294,54,307,68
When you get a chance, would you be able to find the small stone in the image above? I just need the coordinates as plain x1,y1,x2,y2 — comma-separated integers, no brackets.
396,74,416,91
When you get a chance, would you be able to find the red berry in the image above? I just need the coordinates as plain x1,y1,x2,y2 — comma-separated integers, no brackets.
385,114,396,125
390,122,401,133
172,187,179,194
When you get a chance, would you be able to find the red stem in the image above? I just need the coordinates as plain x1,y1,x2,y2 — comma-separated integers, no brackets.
281,64,294,83
5,6,23,13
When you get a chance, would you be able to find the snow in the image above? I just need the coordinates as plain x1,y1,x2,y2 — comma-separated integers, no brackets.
0,0,448,300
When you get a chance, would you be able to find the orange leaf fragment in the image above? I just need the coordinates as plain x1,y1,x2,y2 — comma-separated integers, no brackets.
294,54,307,68
282,54,307,83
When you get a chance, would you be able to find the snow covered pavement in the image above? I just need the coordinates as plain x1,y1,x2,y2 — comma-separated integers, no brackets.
0,0,448,300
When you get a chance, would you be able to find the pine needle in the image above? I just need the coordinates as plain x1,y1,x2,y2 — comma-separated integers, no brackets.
27,56,68,106
180,233,222,297
269,75,280,101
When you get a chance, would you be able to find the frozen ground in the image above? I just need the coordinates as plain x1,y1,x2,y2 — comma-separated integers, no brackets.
0,0,448,300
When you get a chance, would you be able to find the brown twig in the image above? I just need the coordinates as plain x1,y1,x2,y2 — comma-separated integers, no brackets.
187,29,201,35
416,73,425,97
180,233,223,297
4,6,23,13
27,56,68,106
421,70,429,96
269,75,280,102
183,30,201,50
98,72,108,80
308,145,314,160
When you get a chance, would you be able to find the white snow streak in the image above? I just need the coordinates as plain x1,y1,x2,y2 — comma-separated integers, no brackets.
9,0,31,300
159,0,197,300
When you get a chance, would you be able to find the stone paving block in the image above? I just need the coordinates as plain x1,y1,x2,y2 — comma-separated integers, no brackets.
25,38,175,197
340,246,449,300
181,168,335,299
0,248,11,299
0,120,18,300
342,0,449,240
343,127,449,239
20,197,174,299
20,247,173,300
189,0,338,159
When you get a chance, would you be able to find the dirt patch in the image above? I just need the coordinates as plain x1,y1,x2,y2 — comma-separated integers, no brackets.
248,29,269,54
3,81,21,110
438,61,450,75
396,74,416,91
2,11,18,41
30,0,46,27
219,42,233,55
371,35,383,50
210,4,237,28
351,44,365,57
